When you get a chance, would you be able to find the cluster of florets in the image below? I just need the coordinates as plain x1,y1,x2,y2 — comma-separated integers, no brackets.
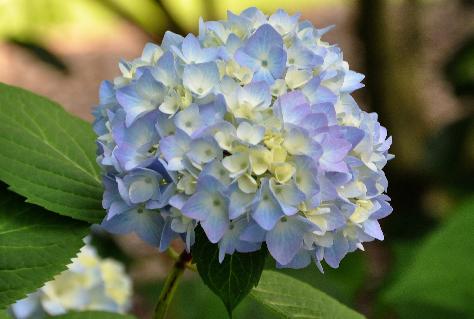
93,7,393,270
10,245,132,318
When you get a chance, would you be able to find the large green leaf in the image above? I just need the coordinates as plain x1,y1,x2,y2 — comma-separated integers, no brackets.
274,251,366,307
53,311,136,318
0,83,103,223
251,271,365,319
191,227,267,316
0,184,90,310
384,198,474,318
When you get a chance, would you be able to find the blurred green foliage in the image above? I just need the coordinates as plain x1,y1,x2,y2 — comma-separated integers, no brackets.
445,36,474,97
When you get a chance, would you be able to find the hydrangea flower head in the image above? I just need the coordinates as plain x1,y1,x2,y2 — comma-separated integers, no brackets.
93,7,394,270
10,245,132,318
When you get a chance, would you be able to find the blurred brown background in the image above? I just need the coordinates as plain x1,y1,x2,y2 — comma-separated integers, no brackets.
1,1,473,318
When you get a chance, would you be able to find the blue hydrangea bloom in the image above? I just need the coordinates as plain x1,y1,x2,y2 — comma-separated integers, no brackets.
93,7,394,271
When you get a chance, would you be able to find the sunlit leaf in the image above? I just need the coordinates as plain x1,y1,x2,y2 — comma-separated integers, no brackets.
0,183,89,310
0,83,104,223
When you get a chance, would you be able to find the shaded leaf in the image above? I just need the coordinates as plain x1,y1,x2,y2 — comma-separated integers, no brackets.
191,226,266,316
0,183,89,310
384,198,474,318
273,251,367,307
0,83,104,223
251,270,365,319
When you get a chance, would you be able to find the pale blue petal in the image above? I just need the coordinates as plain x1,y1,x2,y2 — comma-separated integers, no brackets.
201,206,229,243
276,250,312,269
199,94,226,126
183,62,220,97
274,91,311,126
363,219,384,240
239,81,271,109
174,104,202,136
218,219,260,262
240,221,266,243
112,110,158,148
341,70,365,93
187,137,220,165
302,77,337,105
227,183,256,219
159,129,191,170
234,48,260,71
180,191,212,220
101,208,164,247
113,143,154,172
266,216,308,265
200,160,232,186
160,217,178,252
151,51,178,87
252,67,276,84
268,46,287,79
196,175,226,194
161,31,184,50
181,34,201,60
323,234,349,268
246,24,283,58
270,180,305,215
155,111,176,138
251,179,284,230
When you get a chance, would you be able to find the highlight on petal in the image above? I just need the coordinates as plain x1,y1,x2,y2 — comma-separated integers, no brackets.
183,62,220,97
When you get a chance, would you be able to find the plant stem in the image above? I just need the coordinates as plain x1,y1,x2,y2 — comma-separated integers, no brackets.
167,247,197,272
154,250,193,319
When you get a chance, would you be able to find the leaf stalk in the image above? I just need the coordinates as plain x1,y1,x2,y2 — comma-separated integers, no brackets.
154,250,193,319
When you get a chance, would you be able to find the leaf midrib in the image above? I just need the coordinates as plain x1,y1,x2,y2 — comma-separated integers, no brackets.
0,102,100,185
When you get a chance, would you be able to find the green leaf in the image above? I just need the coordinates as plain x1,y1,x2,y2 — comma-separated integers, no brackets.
274,251,367,307
0,183,90,310
53,311,136,318
384,198,474,318
191,226,267,316
0,83,104,223
251,271,365,319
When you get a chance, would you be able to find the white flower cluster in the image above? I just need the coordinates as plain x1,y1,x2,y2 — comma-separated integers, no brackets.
10,245,132,319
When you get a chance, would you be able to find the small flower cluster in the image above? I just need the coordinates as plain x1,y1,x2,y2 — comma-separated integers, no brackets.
93,7,393,270
10,245,132,318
